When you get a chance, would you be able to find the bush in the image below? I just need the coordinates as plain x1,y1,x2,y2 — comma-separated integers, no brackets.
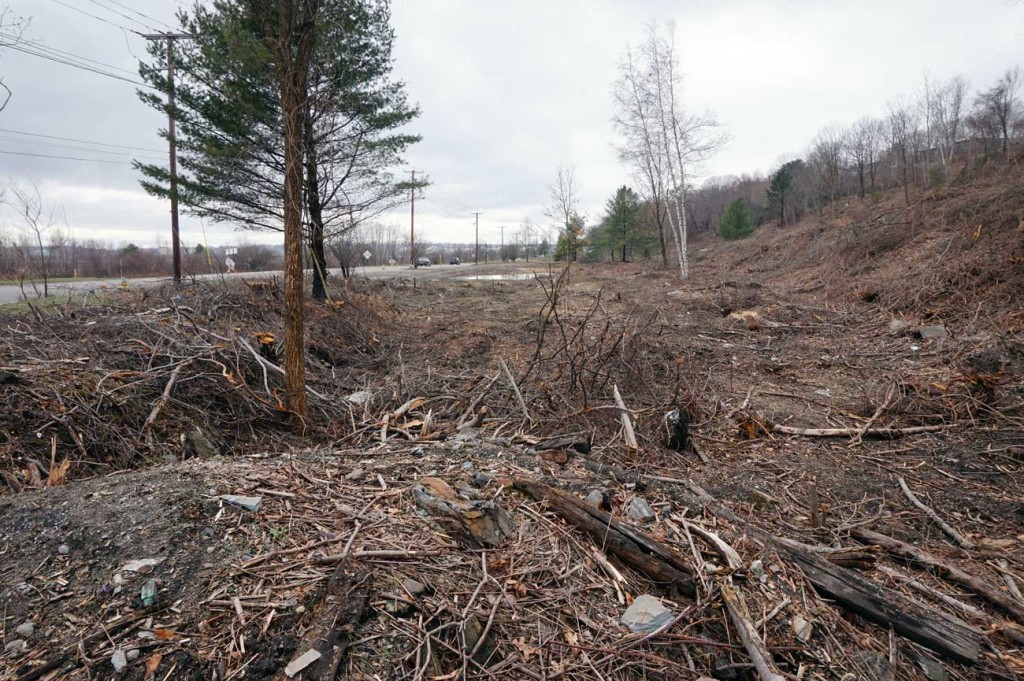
719,199,756,240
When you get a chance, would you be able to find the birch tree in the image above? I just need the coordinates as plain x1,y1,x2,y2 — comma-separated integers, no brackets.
614,23,725,279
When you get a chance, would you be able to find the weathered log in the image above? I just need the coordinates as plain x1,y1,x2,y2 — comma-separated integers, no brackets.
275,561,369,680
532,431,594,454
852,527,1024,626
719,579,786,681
782,544,982,663
513,479,695,597
413,477,512,549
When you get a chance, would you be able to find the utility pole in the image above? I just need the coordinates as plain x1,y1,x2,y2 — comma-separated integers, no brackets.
472,212,481,264
143,32,190,285
406,169,420,264
499,225,505,262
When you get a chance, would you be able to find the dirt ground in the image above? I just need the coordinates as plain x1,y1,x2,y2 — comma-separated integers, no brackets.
2,167,1024,679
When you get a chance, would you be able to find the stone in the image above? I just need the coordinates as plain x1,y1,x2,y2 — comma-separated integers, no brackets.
220,495,262,512
58,544,70,555
15,622,34,638
461,461,474,471
188,429,218,459
620,594,674,634
585,490,605,508
346,390,371,405
915,324,947,341
625,497,656,523
471,472,494,488
4,639,26,654
111,649,128,672
125,649,140,662
345,468,366,481
121,558,163,574
791,614,813,642
402,578,427,597
889,318,913,335
411,446,425,456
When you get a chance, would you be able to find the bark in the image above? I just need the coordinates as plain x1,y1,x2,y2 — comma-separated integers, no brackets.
275,0,313,427
304,110,328,301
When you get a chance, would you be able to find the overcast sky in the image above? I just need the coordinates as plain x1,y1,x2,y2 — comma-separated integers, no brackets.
0,0,1021,248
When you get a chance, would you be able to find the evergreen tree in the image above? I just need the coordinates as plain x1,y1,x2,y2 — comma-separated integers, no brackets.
719,198,755,240
765,160,802,226
135,0,421,299
604,185,641,262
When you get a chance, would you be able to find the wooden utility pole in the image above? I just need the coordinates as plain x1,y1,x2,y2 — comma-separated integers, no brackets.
472,212,481,264
406,169,419,264
143,32,190,285
499,225,505,262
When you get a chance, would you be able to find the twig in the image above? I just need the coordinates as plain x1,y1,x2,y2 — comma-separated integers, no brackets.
143,360,190,431
498,357,530,423
897,476,974,549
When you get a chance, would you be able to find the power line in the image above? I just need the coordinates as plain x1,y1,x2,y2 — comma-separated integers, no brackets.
0,149,132,164
0,135,167,160
0,34,154,88
84,0,158,33
48,0,136,33
0,31,141,77
0,127,166,153
102,0,179,33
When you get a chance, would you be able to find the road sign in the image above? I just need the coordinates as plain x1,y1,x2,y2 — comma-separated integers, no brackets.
363,250,372,260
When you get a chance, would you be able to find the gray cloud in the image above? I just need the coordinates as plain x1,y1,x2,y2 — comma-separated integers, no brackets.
1,0,1021,248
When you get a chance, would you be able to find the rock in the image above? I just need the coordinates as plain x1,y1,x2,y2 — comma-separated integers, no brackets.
625,497,656,522
471,472,493,488
413,477,513,549
889,318,913,335
462,614,496,663
346,390,371,405
914,324,947,341
411,446,425,456
111,649,128,672
453,427,480,442
284,649,322,677
585,490,611,512
188,429,218,459
908,648,948,681
15,622,34,638
121,558,164,574
125,649,140,662
220,494,263,512
848,651,891,680
345,468,366,482
749,559,766,584
791,614,813,642
620,594,674,634
461,461,474,471
203,527,216,539
4,639,26,654
402,578,427,597
58,544,70,555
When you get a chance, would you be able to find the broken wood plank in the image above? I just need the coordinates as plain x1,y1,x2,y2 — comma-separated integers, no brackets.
781,544,982,663
514,479,695,597
612,384,638,449
274,561,370,680
852,527,1024,626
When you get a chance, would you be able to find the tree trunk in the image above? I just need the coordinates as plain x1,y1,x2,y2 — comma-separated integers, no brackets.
276,0,311,428
304,111,328,301
656,207,668,267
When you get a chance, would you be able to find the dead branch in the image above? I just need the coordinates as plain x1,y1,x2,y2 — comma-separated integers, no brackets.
897,476,974,549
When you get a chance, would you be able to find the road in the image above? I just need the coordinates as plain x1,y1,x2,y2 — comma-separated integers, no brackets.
0,262,548,304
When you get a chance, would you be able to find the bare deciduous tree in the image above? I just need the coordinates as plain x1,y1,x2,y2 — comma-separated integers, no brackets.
972,67,1022,158
809,125,846,217
0,6,29,112
886,99,920,204
5,182,67,297
846,117,885,197
546,164,581,261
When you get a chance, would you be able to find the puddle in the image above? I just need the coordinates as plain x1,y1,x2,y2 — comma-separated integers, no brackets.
455,272,548,281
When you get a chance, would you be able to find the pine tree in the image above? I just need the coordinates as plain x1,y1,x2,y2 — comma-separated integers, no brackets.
719,198,755,240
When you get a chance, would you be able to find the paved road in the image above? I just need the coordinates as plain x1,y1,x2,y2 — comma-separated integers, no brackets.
0,262,546,304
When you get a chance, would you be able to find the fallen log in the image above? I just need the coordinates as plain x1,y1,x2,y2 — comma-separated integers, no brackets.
275,561,369,680
719,578,786,681
531,431,594,454
781,544,982,663
513,479,695,597
852,527,1024,626
770,423,949,438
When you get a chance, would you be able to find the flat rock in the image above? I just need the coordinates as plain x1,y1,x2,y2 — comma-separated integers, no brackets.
914,324,947,340
626,496,656,522
345,468,366,481
402,578,427,597
111,649,128,672
621,594,674,633
220,495,262,512
4,639,26,654
14,622,35,638
121,558,164,574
